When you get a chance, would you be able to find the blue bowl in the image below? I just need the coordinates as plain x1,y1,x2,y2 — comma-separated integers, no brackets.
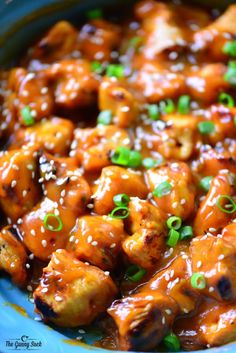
0,1,236,352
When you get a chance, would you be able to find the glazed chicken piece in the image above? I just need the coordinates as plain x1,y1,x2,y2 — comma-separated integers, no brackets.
8,68,53,123
20,154,91,260
199,104,236,146
175,300,236,350
192,146,236,177
142,255,199,315
193,173,236,236
186,64,229,103
79,19,121,62
139,114,200,161
45,59,99,109
34,249,117,327
0,225,28,287
98,78,138,128
122,198,167,270
0,147,41,222
71,125,132,171
67,215,127,271
134,0,188,58
29,21,78,63
108,291,178,351
147,162,195,220
92,166,148,215
136,62,186,103
190,233,236,302
193,5,236,60
9,117,74,156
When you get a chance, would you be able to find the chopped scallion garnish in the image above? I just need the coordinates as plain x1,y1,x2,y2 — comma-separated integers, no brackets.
113,193,130,207
190,273,206,289
166,229,180,247
167,216,182,230
21,106,35,126
109,206,129,219
198,121,215,134
199,176,213,192
219,92,234,108
177,95,191,114
216,194,236,214
97,110,112,125
125,264,146,282
43,213,63,232
153,181,172,198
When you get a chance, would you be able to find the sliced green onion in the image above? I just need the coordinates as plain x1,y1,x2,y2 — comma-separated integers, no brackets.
198,121,215,135
199,176,213,192
216,195,236,214
128,150,142,168
106,64,125,79
125,264,146,282
191,273,206,289
109,206,129,219
43,213,63,232
159,99,175,114
111,147,142,168
153,181,172,198
163,333,181,352
219,92,234,108
234,116,236,126
180,226,193,240
111,146,130,166
167,216,182,230
128,36,143,49
97,110,112,125
177,95,191,114
223,40,236,57
147,104,160,120
224,61,236,85
142,157,162,169
166,229,180,247
113,193,130,207
91,61,103,74
21,106,35,126
87,8,103,19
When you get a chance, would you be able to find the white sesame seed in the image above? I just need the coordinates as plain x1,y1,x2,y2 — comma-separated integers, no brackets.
27,285,33,291
30,229,36,236
55,295,63,302
87,235,92,243
91,241,98,246
25,263,30,269
196,261,202,268
209,286,214,292
11,180,17,188
218,254,225,260
41,240,47,248
104,271,110,276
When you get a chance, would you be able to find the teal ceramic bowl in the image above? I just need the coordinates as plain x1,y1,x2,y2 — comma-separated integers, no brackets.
0,1,236,352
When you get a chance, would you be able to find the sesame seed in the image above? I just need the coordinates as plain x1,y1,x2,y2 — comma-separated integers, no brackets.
41,287,48,293
27,285,33,291
25,263,30,269
209,286,214,292
41,240,47,247
218,254,225,260
55,295,63,302
104,271,110,276
91,241,98,246
196,261,202,268
11,180,17,188
87,235,92,243
30,229,36,236
110,243,116,249
162,316,166,325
